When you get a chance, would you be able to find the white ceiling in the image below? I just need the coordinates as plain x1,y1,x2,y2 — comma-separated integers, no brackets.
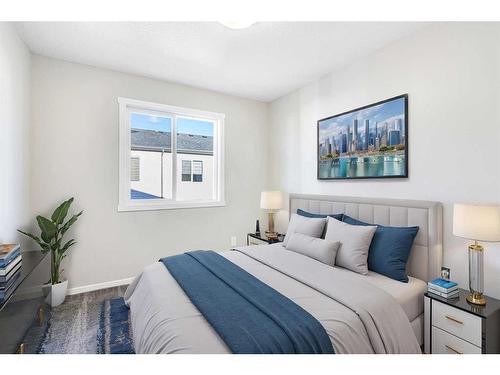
15,22,427,102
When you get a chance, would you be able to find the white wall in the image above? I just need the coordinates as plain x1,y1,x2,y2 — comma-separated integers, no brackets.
30,55,268,290
130,150,173,199
0,23,31,244
268,23,500,298
130,151,214,201
176,155,214,201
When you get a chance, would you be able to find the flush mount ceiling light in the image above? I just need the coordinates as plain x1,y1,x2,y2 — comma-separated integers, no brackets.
218,21,256,30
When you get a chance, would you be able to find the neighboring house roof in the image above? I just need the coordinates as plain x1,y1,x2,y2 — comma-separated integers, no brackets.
131,128,213,155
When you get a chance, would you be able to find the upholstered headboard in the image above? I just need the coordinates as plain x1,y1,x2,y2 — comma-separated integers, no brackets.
289,194,443,282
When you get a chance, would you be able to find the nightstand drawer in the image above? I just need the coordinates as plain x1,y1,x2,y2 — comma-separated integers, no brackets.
432,327,481,354
248,237,268,246
432,300,482,346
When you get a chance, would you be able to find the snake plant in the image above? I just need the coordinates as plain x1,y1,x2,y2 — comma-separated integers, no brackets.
18,198,83,284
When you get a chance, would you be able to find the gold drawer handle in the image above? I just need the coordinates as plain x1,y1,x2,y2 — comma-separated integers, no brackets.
445,315,463,325
445,345,463,354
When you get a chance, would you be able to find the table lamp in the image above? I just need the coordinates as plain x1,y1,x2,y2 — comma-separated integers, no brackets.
260,191,283,239
453,203,500,306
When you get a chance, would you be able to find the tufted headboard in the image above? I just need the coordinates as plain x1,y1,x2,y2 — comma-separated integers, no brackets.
289,194,443,282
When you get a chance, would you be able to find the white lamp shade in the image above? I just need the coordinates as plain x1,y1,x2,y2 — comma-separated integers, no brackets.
453,203,500,242
260,191,283,210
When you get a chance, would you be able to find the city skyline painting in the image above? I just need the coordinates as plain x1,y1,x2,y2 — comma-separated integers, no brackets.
317,94,408,180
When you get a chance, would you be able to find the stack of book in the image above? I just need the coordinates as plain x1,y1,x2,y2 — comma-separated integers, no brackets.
427,278,459,299
0,244,22,303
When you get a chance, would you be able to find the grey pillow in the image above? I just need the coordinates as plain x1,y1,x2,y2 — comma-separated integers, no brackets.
286,233,340,266
324,216,377,275
283,213,326,246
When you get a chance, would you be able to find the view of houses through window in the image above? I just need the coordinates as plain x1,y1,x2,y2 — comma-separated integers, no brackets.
129,113,214,201
180,160,204,182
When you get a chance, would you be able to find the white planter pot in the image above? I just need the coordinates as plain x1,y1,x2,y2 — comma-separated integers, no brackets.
47,280,68,307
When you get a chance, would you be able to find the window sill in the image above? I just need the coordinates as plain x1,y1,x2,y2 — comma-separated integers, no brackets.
118,200,226,212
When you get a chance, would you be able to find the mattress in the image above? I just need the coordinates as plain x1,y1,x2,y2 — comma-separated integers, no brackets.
264,243,427,345
328,261,427,321
125,243,422,353
411,314,424,346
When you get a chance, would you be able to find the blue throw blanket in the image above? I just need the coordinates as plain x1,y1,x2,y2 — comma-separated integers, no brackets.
160,250,334,354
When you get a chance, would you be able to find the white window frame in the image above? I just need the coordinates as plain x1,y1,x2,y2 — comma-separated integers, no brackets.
118,97,225,211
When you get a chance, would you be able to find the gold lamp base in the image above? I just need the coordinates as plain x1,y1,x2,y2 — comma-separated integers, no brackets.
266,212,278,239
466,292,486,306
265,231,278,240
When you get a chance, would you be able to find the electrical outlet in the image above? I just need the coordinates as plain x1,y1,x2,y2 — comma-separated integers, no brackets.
230,236,237,247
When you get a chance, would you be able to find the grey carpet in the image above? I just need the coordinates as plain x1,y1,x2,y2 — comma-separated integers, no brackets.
39,286,127,354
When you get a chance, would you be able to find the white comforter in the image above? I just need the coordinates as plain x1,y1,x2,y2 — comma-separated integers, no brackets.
124,244,421,354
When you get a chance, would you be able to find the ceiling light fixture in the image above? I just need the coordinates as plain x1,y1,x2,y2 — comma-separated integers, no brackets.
218,21,256,30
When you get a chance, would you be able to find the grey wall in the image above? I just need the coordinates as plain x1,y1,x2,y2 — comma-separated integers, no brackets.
0,23,31,244
30,56,269,290
268,23,500,298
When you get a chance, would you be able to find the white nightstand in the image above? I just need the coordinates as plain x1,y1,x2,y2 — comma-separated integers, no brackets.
424,289,500,354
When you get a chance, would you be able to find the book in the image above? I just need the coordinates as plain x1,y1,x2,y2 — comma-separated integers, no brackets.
0,269,21,291
0,260,22,283
0,248,21,268
427,288,460,299
0,256,22,277
428,284,459,296
0,244,20,267
427,283,458,294
0,271,22,302
428,278,458,293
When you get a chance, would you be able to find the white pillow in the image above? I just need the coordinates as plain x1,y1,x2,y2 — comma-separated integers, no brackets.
283,214,326,246
324,216,377,275
286,233,340,266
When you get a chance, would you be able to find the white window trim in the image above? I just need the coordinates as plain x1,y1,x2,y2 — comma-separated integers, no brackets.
118,97,225,211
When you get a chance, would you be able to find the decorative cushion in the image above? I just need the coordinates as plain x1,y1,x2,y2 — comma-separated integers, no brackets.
297,209,343,238
297,209,343,221
283,214,326,247
342,215,419,282
324,217,377,275
285,233,340,266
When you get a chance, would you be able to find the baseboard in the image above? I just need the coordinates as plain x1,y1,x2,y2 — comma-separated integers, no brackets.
67,277,135,296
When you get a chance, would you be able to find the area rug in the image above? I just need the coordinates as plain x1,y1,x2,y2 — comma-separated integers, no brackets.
37,286,131,354
97,297,135,354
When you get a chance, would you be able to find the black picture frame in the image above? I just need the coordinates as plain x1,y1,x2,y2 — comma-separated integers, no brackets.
317,94,408,180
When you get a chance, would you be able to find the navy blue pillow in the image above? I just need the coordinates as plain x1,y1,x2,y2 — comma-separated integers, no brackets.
342,215,419,283
297,209,343,221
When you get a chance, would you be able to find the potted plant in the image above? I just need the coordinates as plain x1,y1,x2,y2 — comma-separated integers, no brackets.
18,197,83,307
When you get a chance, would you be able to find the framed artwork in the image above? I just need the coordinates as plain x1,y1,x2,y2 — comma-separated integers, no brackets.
317,94,408,180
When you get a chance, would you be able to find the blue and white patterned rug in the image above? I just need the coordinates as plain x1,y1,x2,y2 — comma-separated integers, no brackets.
37,286,134,354
97,298,135,354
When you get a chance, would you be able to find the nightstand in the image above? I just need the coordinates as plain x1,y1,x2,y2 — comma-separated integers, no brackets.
247,233,283,246
424,289,500,354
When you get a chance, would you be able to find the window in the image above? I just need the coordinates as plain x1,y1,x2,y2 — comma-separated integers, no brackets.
180,160,203,182
118,98,224,211
182,160,192,182
130,157,140,181
193,161,203,182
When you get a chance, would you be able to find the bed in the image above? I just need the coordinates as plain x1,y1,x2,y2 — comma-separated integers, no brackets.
124,194,443,354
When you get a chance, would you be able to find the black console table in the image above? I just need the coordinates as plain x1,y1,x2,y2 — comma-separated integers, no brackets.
0,250,51,353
